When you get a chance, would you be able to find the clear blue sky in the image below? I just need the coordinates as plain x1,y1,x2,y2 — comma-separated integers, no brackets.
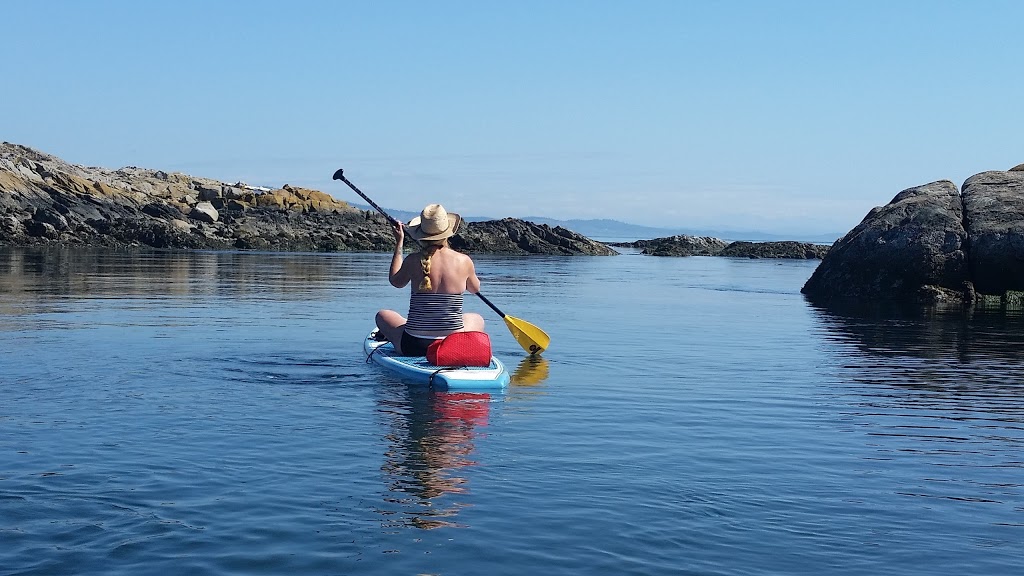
4,1,1022,236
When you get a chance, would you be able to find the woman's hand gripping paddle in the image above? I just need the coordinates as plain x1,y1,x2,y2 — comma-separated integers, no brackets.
333,168,550,355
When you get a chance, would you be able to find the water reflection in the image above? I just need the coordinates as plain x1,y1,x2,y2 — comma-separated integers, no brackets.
376,387,490,529
0,247,379,300
810,301,1024,376
810,301,1024,510
511,356,550,386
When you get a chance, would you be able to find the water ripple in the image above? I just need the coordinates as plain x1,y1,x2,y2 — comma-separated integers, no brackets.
2,248,1024,575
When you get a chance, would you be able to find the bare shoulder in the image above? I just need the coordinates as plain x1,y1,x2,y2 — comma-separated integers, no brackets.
452,249,475,268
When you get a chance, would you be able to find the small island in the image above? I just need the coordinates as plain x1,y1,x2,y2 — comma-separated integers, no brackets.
608,236,829,259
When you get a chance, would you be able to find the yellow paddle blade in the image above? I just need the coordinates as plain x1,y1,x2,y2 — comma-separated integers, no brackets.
504,315,550,356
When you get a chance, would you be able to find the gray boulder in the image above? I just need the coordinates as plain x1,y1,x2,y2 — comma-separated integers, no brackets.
32,208,70,231
801,181,969,304
961,170,1024,295
142,202,186,221
1,215,23,236
25,220,58,239
197,186,222,201
189,201,219,224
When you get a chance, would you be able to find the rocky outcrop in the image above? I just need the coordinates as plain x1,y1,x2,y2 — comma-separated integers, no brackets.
611,235,728,256
607,235,827,258
0,142,364,250
802,181,969,304
719,241,829,259
0,142,615,256
450,218,617,255
802,168,1024,306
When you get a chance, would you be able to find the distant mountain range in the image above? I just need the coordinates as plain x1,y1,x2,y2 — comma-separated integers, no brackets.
351,204,841,244
512,216,841,244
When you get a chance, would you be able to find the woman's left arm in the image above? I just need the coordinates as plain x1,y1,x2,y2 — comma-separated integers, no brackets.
465,257,481,294
388,222,411,288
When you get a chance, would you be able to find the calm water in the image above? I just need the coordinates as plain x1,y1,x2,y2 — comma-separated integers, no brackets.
1,247,1022,576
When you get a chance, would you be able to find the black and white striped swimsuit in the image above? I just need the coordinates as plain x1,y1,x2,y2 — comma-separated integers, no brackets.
404,292,465,335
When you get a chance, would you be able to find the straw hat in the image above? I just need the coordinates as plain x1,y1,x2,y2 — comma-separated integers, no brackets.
406,204,462,241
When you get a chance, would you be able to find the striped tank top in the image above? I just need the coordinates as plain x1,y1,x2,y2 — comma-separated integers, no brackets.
405,292,465,333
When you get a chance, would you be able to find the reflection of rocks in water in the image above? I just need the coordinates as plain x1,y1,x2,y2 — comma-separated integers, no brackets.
814,300,1024,511
377,388,490,529
810,300,1024,390
0,246,375,300
812,301,965,359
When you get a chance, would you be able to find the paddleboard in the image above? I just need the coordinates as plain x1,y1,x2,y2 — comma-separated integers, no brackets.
363,330,510,390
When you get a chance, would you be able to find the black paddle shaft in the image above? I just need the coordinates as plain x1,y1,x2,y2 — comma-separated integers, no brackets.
333,169,428,251
332,169,399,225
332,168,509,317
474,292,506,318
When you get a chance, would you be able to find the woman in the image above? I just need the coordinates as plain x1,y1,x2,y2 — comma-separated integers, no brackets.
375,203,485,356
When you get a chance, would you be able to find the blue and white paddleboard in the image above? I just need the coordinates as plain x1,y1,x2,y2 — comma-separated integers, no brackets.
363,330,510,390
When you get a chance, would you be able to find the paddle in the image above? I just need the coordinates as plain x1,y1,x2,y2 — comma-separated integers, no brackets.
332,169,550,355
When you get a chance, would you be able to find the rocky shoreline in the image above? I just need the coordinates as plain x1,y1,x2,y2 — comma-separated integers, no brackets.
0,143,615,256
1,142,834,259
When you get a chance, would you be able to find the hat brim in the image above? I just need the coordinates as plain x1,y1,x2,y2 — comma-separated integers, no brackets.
406,212,462,241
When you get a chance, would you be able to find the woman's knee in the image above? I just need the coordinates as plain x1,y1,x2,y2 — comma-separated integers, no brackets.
376,309,405,328
464,313,485,331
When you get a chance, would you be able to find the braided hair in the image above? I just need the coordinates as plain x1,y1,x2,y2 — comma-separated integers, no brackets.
418,241,444,291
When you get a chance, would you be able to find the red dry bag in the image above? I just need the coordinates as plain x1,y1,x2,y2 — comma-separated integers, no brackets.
426,331,492,367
